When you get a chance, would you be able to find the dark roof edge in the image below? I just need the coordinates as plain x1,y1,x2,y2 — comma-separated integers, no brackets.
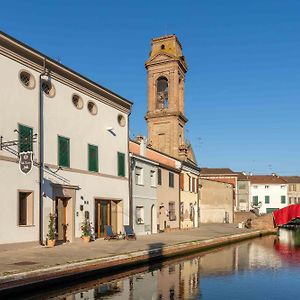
0,31,133,110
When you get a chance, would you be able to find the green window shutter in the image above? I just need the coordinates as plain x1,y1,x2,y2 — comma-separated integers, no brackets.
58,136,70,167
118,152,125,177
281,196,286,204
265,196,270,204
19,124,33,152
88,144,98,172
253,196,258,206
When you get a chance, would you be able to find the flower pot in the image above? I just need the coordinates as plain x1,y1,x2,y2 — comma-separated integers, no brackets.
82,236,90,243
47,239,56,247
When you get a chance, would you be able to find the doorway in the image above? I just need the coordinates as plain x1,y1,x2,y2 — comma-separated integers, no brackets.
55,197,70,242
151,204,157,234
159,205,165,231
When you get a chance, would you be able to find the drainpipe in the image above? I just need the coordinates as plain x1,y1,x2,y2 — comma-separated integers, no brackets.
127,113,133,228
39,58,47,245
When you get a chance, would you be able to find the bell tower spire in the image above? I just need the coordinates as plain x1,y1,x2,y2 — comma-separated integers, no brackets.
145,34,189,160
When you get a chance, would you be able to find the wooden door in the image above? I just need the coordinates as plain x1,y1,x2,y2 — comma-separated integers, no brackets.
95,200,111,238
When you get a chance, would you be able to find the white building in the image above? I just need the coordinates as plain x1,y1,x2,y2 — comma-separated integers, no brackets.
0,32,132,244
249,175,288,214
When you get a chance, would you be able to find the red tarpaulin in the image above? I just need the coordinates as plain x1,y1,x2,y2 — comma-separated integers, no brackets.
273,204,300,226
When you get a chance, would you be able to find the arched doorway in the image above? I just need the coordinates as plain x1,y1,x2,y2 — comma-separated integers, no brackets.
151,204,157,234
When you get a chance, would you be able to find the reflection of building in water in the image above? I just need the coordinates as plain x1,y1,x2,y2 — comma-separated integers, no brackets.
157,263,180,299
278,228,300,247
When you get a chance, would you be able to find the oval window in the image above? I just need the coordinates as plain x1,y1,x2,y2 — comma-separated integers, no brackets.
41,79,55,98
87,101,98,115
19,70,35,89
72,94,83,110
118,114,126,127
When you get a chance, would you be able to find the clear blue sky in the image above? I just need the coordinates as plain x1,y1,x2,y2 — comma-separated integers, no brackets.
1,1,299,174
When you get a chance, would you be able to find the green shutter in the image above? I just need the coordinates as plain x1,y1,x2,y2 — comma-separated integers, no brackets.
253,196,258,206
88,144,98,172
58,136,70,167
281,196,286,204
118,152,125,177
19,124,33,152
265,196,270,204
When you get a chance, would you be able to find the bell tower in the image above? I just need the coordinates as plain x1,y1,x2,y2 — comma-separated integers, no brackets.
145,34,189,160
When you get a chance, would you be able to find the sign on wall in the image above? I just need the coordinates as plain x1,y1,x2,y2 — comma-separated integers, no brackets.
19,151,33,175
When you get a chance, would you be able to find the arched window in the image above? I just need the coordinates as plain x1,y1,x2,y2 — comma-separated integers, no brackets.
156,77,168,109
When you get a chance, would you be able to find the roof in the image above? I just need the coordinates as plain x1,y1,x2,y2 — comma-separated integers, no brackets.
281,176,300,184
200,168,236,176
249,175,287,185
236,172,250,181
0,31,132,112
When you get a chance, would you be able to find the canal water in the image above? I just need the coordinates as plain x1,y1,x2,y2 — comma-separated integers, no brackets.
17,229,300,299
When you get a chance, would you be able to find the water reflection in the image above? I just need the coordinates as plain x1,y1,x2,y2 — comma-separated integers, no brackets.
20,232,300,300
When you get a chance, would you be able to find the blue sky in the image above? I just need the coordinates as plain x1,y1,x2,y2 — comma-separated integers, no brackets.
1,1,299,174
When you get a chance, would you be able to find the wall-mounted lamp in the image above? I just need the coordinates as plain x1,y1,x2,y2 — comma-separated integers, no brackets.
106,127,116,136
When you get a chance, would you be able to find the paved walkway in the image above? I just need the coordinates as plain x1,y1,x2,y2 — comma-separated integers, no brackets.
0,224,252,276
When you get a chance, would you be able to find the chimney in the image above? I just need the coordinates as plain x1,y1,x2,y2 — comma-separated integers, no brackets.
136,135,147,157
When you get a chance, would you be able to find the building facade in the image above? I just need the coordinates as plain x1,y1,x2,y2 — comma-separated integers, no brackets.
282,176,300,205
199,178,234,223
249,175,288,214
129,140,158,235
0,32,132,244
236,172,251,212
180,162,200,229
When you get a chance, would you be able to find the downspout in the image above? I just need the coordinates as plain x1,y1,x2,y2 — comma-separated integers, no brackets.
39,58,47,245
127,112,133,228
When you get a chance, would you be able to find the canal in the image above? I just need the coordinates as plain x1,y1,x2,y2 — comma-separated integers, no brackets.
11,229,300,299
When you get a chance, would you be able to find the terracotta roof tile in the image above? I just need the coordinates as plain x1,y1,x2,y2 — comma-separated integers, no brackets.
249,175,287,184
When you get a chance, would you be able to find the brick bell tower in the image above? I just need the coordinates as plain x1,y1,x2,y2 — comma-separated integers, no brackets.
145,34,189,160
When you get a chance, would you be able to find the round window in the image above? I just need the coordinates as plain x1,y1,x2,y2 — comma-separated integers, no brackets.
41,79,55,98
87,101,98,115
72,94,83,110
19,70,35,89
118,114,126,127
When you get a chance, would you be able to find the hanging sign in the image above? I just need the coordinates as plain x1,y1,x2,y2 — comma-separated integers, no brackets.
19,151,33,175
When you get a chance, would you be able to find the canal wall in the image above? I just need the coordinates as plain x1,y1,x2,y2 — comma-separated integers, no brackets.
0,229,276,296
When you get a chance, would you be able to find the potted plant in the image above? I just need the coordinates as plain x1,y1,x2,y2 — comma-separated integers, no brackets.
47,213,56,247
81,217,92,243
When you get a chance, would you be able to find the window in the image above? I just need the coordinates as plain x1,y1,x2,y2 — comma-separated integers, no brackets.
239,199,246,203
169,172,174,188
58,136,70,167
72,94,83,110
156,77,168,109
239,184,246,189
280,185,285,189
136,206,144,224
150,170,156,187
41,79,55,97
169,201,176,221
158,168,162,185
292,184,297,191
253,196,259,206
18,191,34,226
265,196,270,204
289,197,292,204
19,124,33,152
253,185,258,189
118,152,125,177
281,196,286,204
135,166,143,185
19,70,35,89
118,114,126,127
265,185,269,189
88,144,98,172
180,202,184,221
87,101,98,115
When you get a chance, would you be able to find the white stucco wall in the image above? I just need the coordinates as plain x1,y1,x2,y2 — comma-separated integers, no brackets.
0,49,130,244
250,183,288,214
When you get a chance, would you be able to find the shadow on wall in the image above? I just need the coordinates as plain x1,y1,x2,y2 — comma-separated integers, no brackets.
148,242,165,272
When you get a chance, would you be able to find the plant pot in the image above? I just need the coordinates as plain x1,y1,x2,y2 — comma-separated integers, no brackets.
47,239,56,247
82,236,90,243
